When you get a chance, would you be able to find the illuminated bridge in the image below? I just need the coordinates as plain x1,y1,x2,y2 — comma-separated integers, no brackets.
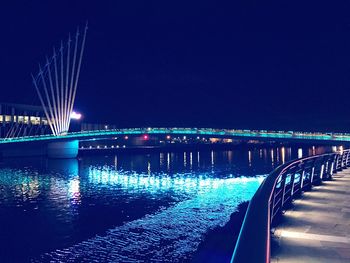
2,127,350,144
1,127,350,158
3,25,350,158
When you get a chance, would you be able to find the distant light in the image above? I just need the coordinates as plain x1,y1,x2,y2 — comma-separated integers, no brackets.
298,148,303,158
166,135,171,140
124,136,129,140
70,111,82,120
183,136,187,140
144,135,149,140
105,125,108,129
123,145,126,148
339,146,344,154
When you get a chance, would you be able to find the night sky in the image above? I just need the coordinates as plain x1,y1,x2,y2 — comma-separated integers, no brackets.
1,1,350,132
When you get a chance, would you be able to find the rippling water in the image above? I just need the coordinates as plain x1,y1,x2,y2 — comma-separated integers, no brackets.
0,145,335,262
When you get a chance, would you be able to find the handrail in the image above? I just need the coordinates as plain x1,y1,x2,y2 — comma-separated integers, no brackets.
231,149,350,263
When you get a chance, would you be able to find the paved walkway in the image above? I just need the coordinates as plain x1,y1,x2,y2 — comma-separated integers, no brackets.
271,170,350,263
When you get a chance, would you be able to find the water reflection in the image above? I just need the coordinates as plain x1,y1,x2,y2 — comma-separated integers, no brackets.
298,148,303,158
190,152,193,169
68,177,81,205
248,150,252,166
271,149,274,166
281,147,285,164
167,153,170,171
114,155,118,169
228,150,233,164
17,176,40,202
88,165,263,195
0,145,337,262
47,159,79,175
38,175,265,263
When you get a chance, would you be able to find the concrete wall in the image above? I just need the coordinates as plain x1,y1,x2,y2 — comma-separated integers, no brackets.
0,140,79,159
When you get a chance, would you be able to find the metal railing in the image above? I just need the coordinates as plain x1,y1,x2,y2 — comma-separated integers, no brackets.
231,149,350,263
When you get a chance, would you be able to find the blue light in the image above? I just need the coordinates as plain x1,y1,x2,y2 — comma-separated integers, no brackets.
1,127,350,144
39,165,265,262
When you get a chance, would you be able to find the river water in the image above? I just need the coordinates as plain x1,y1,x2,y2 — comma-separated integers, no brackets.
0,145,335,262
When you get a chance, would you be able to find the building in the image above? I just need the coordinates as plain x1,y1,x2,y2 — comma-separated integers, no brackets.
0,103,81,138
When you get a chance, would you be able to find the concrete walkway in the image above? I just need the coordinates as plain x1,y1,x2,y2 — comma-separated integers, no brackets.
271,170,350,263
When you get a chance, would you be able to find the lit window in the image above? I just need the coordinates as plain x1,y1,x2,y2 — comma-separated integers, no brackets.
30,116,40,125
5,115,11,122
24,116,29,124
18,116,24,123
0,116,3,122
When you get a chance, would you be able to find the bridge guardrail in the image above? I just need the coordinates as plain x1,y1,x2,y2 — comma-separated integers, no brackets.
3,128,350,144
231,149,350,263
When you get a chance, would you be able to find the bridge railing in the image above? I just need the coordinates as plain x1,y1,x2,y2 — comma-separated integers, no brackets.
3,128,350,144
231,148,350,263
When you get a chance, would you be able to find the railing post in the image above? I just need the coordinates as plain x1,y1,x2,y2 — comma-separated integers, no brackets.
330,159,334,176
336,154,342,171
310,163,315,185
320,163,325,181
295,164,304,196
323,158,329,180
271,189,276,224
300,169,305,189
335,155,339,171
281,172,288,207
290,171,297,197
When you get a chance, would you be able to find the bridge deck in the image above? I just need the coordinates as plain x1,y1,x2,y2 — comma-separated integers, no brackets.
271,170,350,263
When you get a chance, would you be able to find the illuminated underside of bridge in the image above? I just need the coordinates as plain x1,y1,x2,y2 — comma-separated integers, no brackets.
1,127,350,145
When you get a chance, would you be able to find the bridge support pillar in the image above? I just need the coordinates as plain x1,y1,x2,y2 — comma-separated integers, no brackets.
47,140,79,159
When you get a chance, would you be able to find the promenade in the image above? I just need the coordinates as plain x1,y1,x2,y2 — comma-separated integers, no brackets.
271,170,350,262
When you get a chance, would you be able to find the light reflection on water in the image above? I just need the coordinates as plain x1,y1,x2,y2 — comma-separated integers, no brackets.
88,166,253,195
36,174,264,263
0,145,337,262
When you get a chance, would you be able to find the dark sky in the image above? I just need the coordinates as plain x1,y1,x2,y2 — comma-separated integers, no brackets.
1,1,350,132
